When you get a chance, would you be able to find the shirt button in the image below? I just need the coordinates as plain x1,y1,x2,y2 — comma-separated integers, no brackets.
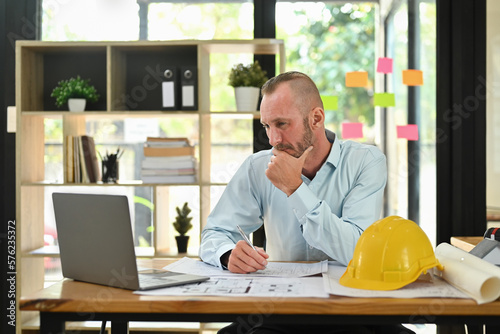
309,246,313,249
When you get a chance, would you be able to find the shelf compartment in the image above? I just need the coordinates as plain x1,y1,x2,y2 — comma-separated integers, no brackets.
17,43,108,112
110,45,198,111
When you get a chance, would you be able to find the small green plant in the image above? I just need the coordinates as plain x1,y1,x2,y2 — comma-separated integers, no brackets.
228,61,268,88
173,202,193,236
51,75,100,108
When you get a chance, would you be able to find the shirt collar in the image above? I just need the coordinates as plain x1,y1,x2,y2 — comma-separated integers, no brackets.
325,129,340,168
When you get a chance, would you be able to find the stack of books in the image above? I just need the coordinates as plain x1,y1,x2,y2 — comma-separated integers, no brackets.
65,135,100,183
141,137,197,184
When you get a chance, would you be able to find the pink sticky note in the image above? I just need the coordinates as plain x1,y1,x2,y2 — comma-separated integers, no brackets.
397,124,419,140
342,122,364,139
377,57,393,74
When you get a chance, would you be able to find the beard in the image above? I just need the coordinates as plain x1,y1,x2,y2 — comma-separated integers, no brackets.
274,117,314,158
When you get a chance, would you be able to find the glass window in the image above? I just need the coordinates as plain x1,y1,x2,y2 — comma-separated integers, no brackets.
42,0,140,41
276,2,378,142
385,0,436,246
147,2,253,40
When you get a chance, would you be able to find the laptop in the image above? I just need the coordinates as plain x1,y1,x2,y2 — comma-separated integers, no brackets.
52,192,209,290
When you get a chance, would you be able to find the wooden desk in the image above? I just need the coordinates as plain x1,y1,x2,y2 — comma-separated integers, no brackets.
20,258,500,334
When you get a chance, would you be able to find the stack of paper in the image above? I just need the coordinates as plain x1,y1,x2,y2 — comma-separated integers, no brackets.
141,137,197,184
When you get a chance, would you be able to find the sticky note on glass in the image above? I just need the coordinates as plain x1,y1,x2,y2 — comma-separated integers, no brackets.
402,70,423,86
373,93,395,107
345,71,368,87
397,124,419,140
342,122,364,139
377,57,393,74
321,95,338,110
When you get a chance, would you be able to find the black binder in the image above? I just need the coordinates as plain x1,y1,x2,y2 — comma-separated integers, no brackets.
180,66,197,110
162,66,178,110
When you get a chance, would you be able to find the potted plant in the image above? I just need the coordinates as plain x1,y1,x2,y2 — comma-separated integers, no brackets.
228,61,268,111
173,202,193,253
51,75,100,111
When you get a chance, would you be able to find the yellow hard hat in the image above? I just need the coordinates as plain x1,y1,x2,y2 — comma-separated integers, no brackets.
339,216,443,290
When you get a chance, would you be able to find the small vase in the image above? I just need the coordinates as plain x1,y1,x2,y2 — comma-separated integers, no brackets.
175,235,189,253
234,86,260,112
68,98,86,112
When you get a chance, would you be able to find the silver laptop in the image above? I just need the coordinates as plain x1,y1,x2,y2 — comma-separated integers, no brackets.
52,192,209,290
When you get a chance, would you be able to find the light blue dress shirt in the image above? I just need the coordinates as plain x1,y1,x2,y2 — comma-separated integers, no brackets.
200,130,387,267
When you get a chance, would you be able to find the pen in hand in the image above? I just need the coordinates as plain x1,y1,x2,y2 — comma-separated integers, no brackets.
236,225,268,270
236,225,257,251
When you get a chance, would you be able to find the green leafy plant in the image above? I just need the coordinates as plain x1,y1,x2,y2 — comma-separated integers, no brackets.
173,202,193,236
228,61,268,88
51,75,100,108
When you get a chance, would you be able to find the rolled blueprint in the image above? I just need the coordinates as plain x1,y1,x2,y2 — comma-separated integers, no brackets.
435,242,500,304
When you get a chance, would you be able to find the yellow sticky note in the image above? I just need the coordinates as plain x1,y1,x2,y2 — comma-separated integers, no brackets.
373,93,395,107
402,69,423,86
321,95,338,111
345,71,368,87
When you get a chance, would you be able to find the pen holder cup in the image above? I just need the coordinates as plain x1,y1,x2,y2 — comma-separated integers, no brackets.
102,159,119,183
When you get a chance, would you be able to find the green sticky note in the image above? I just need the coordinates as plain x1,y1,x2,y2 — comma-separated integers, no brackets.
321,95,338,111
373,93,395,107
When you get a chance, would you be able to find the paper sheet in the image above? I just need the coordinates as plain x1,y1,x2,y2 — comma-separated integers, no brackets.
135,276,329,298
323,262,468,299
435,242,500,304
164,257,328,278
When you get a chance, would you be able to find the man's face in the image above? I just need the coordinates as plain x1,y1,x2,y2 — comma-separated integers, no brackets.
260,85,314,158
272,116,313,158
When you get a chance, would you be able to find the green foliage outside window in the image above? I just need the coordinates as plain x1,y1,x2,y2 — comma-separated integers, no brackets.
277,3,376,130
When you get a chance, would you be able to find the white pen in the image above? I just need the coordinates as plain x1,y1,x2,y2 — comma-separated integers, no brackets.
236,225,257,251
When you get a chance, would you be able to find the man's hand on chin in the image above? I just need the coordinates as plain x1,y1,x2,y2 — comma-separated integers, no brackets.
265,146,313,196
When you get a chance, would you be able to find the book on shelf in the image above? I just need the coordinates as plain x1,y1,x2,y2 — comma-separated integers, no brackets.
65,135,74,183
141,168,196,176
143,136,195,157
81,135,100,183
65,135,100,183
141,156,197,169
143,146,195,157
145,136,190,146
141,174,197,184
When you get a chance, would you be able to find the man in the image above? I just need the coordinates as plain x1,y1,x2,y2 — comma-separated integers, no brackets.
200,72,413,334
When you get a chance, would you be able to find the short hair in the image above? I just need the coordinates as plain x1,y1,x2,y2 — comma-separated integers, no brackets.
261,71,323,114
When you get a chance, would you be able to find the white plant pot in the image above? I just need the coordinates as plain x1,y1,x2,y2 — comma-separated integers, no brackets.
68,98,86,112
234,87,260,112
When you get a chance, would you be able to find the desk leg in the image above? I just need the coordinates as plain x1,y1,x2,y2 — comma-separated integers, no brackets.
40,312,65,334
111,320,129,334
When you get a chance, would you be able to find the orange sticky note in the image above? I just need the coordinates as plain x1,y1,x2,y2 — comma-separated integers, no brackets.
345,71,368,87
342,122,364,139
397,124,419,141
402,69,423,86
377,57,393,74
